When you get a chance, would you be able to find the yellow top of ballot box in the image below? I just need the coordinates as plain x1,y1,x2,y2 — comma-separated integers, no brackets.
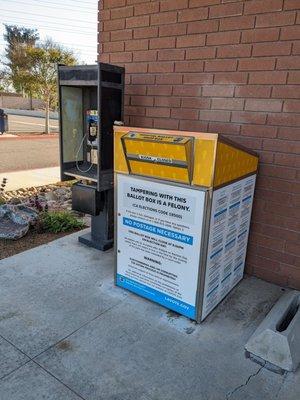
114,126,258,188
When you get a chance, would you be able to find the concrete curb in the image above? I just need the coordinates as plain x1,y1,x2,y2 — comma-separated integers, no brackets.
245,290,300,372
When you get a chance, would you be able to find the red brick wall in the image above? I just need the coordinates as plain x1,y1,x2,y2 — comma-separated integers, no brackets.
98,0,300,288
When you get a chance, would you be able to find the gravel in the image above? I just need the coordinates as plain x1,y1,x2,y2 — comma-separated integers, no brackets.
0,181,90,260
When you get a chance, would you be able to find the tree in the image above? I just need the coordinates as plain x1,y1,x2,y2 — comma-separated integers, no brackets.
2,26,77,133
3,25,39,94
0,70,11,92
24,39,77,133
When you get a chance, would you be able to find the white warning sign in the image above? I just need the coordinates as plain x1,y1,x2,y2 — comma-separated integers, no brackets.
116,174,205,319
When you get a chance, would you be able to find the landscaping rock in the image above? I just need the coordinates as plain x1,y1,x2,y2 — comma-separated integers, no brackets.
8,197,22,205
45,200,57,209
0,204,38,240
45,191,58,201
0,181,88,239
3,183,73,212
53,187,71,202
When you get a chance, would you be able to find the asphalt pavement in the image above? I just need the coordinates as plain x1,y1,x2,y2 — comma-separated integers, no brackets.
0,111,60,174
0,136,59,173
7,114,58,133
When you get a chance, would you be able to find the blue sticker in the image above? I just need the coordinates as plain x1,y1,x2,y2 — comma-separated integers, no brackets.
123,217,193,245
116,274,196,319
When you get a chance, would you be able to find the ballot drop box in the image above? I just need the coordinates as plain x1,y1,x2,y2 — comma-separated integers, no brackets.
114,127,258,322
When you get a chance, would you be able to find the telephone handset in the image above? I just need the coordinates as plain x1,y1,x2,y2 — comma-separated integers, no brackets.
75,110,99,173
87,110,98,146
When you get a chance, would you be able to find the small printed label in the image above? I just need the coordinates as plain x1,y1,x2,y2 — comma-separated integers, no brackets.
126,132,189,143
138,155,173,164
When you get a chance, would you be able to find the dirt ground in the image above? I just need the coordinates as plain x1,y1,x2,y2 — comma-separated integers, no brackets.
0,229,72,261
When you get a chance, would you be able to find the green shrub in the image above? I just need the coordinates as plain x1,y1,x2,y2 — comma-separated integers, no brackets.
40,211,85,234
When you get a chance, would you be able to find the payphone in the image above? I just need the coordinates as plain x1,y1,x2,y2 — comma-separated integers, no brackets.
58,63,125,250
76,110,99,172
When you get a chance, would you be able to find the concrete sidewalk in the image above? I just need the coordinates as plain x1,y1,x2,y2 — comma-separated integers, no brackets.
1,166,60,191
0,134,17,138
0,230,299,400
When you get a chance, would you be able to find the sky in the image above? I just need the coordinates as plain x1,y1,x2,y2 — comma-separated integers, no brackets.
0,0,98,64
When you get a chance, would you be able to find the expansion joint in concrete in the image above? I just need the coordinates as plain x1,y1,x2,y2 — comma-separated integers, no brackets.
32,359,87,400
0,358,32,382
0,333,32,381
31,300,124,362
0,301,123,399
0,333,87,399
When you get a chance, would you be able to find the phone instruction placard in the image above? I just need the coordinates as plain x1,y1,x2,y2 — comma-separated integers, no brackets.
116,174,205,319
201,174,256,320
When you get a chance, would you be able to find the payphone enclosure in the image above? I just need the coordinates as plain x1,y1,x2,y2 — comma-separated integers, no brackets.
57,63,124,250
58,63,124,188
